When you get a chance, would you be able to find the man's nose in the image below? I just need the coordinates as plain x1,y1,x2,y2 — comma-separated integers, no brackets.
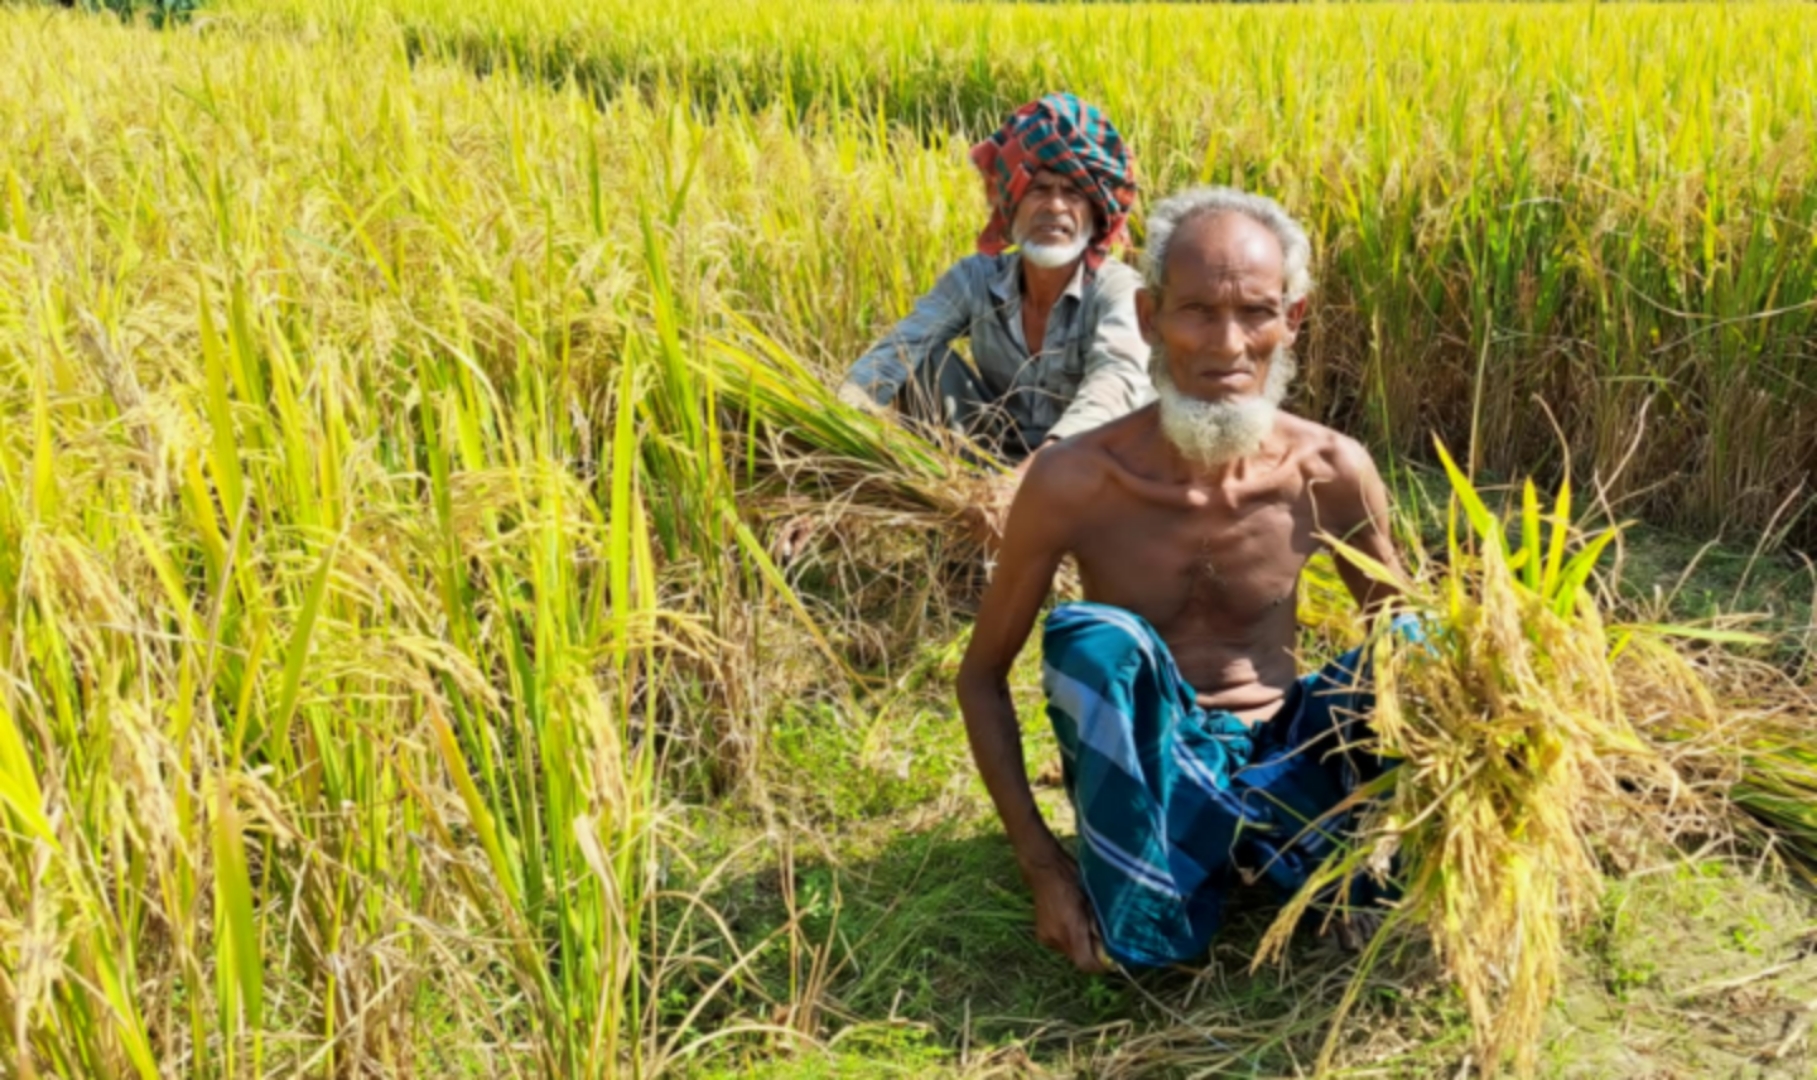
1206,315,1247,360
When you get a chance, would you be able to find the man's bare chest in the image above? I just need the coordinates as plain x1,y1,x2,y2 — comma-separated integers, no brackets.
1071,492,1317,626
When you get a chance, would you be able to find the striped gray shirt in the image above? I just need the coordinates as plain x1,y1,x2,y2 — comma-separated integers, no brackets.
840,253,1154,446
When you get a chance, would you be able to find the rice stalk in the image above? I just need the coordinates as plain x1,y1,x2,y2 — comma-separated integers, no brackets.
2,4,1815,1076
1259,441,1722,1077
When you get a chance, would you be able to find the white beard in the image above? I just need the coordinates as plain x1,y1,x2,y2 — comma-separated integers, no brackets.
1151,343,1297,468
1018,233,1089,269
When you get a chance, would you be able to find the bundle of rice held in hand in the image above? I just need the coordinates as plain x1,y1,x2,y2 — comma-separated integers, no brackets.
1259,440,1808,1077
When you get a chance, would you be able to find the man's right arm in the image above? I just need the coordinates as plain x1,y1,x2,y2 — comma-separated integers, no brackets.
956,448,1107,972
838,261,974,409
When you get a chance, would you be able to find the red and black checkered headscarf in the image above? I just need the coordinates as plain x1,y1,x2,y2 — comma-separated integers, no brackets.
969,93,1138,270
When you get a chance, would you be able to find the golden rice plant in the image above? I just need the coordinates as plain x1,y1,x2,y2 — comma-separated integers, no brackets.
1260,440,1749,1077
4,3,1816,1076
0,14,809,1075
224,0,1817,547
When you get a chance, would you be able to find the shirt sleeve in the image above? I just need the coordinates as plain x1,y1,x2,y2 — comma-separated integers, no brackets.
1045,268,1154,443
838,261,974,407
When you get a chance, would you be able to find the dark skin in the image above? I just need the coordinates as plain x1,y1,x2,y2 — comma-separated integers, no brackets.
955,211,1404,972
1013,167,1095,355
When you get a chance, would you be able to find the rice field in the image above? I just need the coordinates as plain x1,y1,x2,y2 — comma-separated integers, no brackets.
232,0,1817,542
2,1,1816,1077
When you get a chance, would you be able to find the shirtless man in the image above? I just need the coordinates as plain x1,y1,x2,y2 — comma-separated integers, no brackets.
956,187,1406,972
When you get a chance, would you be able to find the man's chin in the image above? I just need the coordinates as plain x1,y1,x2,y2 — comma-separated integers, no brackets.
1151,366,1279,469
1019,238,1089,269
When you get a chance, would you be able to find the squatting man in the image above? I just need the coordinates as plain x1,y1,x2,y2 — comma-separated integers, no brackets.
829,93,1153,547
954,187,1408,970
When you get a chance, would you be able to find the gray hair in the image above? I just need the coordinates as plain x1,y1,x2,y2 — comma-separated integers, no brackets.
1141,186,1314,304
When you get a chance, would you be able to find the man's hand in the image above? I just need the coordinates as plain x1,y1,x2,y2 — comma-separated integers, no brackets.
1025,849,1111,973
961,469,1019,551
836,379,887,415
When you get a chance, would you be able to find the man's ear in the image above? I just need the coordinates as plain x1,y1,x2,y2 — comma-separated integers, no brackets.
1279,294,1308,332
1135,286,1159,344
1284,296,1309,337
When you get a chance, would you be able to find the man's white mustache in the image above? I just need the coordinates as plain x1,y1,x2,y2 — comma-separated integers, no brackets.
1150,343,1297,468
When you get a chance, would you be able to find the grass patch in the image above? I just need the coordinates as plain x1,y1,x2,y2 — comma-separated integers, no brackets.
675,644,1817,1078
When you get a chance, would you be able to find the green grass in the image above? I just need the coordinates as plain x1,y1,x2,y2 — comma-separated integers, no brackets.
671,641,1817,1078
2,2,1816,1076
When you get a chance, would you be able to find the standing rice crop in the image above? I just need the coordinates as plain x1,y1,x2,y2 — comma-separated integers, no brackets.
225,0,1817,546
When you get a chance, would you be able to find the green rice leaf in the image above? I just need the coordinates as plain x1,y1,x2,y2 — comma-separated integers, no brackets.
212,782,263,1040
270,534,342,758
0,696,56,849
1434,437,1505,557
1551,530,1618,616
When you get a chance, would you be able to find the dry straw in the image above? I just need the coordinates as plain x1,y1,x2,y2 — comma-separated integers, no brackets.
2,2,1815,1076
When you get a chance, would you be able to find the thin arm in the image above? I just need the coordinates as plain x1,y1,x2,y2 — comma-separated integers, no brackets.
956,453,1073,874
840,260,975,407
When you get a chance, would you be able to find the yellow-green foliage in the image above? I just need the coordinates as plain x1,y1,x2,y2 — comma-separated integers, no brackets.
223,0,1817,545
1271,445,1760,1076
0,2,1813,1077
0,14,741,1077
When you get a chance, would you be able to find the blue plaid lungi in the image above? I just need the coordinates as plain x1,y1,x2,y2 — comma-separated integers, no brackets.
1042,601,1400,968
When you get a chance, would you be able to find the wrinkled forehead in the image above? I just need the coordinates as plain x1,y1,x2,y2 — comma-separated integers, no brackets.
1025,167,1088,195
1161,212,1288,296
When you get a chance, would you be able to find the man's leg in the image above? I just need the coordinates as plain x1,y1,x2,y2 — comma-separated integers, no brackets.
896,347,1028,462
1041,601,1261,967
1230,627,1418,931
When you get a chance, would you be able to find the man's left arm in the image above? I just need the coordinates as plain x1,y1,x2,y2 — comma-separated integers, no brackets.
1044,270,1153,444
1323,436,1406,619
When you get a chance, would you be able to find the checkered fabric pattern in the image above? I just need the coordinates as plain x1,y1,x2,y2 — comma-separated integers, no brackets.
969,93,1137,269
1041,601,1401,968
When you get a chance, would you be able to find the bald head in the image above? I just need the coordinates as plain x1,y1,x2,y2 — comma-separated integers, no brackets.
1141,187,1313,304
1159,212,1291,304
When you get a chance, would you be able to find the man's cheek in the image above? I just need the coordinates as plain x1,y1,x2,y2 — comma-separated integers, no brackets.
1163,324,1202,357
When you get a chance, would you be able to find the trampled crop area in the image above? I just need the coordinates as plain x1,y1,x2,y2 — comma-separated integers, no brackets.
3,2,1816,1077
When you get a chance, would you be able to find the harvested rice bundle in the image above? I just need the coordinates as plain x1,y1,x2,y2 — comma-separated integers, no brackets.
1263,441,1712,1077
1624,643,1817,882
1733,734,1817,874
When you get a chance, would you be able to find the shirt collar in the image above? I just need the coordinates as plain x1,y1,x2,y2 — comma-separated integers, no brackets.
989,253,1091,303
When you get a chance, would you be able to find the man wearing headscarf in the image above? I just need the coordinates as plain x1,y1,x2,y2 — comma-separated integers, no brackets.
836,93,1151,536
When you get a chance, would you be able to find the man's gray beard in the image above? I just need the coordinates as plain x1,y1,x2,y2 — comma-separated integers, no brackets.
1150,343,1297,469
1017,233,1089,269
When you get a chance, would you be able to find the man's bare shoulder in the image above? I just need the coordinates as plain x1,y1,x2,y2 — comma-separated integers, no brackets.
1022,431,1114,508
1273,413,1391,545
1023,407,1155,506
1274,411,1380,484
